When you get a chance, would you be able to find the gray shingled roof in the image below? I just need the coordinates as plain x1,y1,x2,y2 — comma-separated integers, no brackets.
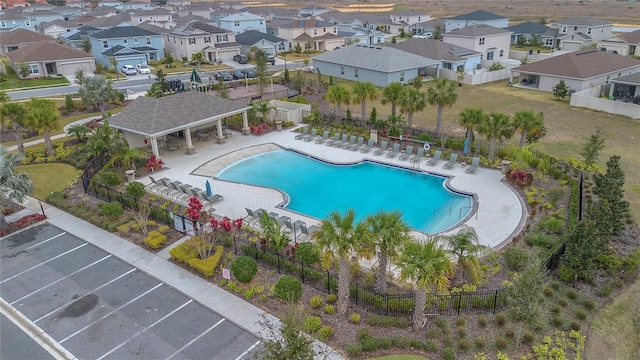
610,72,640,86
554,17,612,27
448,10,506,21
41,19,78,29
618,29,640,44
91,25,160,39
60,26,101,41
171,21,227,36
85,13,133,29
444,24,512,37
383,39,480,62
136,21,171,34
235,30,284,45
173,15,212,25
108,92,251,136
0,28,54,46
505,21,549,34
7,41,93,62
280,19,333,28
312,44,439,72
512,49,640,79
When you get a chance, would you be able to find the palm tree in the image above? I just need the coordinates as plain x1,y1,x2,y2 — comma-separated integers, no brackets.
66,123,92,144
397,238,455,330
513,110,546,146
0,90,10,132
191,52,204,66
258,212,290,254
77,76,120,118
352,81,378,126
386,113,404,137
476,111,513,160
109,56,119,80
116,147,148,171
253,101,272,123
398,87,426,127
381,82,403,116
458,107,487,145
0,145,33,231
436,226,489,284
26,98,60,157
324,84,350,117
314,209,373,314
87,120,127,159
427,78,459,136
366,211,411,293
1,102,29,155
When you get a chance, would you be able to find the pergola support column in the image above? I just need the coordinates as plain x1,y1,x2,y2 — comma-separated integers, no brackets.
185,128,195,154
241,111,250,135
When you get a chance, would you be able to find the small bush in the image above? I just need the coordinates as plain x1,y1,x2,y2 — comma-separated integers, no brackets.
505,328,515,339
435,316,449,329
324,305,335,314
495,314,507,327
552,315,565,328
443,347,456,360
274,275,302,302
187,245,223,277
558,298,569,307
318,325,334,341
566,289,578,300
443,334,454,347
474,336,486,350
117,222,132,235
425,340,439,352
582,299,595,311
543,287,554,298
125,181,146,198
504,246,529,271
366,314,409,328
575,309,587,320
294,242,321,264
144,231,167,249
169,241,199,263
456,326,467,338
410,339,424,350
349,313,361,323
360,336,379,352
551,305,561,314
303,316,322,333
391,336,412,348
455,316,466,326
157,225,170,233
522,331,535,345
478,316,488,328
326,294,337,304
570,321,581,331
101,202,124,219
458,338,470,352
494,336,508,350
356,328,370,341
551,281,561,290
425,327,439,338
231,256,258,283
378,337,392,350
100,171,121,186
346,343,362,357
310,295,324,309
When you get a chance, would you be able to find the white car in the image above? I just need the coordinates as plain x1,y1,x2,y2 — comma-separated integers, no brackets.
136,64,151,74
120,65,136,76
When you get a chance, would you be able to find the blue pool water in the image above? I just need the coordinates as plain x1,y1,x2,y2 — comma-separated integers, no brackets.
218,150,473,234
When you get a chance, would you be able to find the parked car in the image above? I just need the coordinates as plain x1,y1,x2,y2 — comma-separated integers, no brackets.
266,53,275,65
233,54,248,64
241,68,257,78
120,65,136,76
215,70,233,81
136,64,151,74
231,69,245,80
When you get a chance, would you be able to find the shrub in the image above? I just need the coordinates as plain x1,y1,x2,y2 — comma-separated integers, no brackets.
117,222,132,235
566,289,578,300
494,336,508,350
522,331,535,345
231,256,258,283
582,299,595,311
435,316,449,329
101,201,124,219
575,309,587,320
504,246,529,271
274,275,302,302
551,305,561,314
158,225,170,233
391,336,411,348
144,231,167,249
543,286,555,298
505,328,515,339
570,321,581,331
310,295,324,309
377,337,392,350
326,294,337,304
425,327,439,338
366,314,409,328
425,340,439,352
100,171,121,186
187,245,223,277
474,336,486,350
169,241,199,263
294,242,321,264
478,316,488,328
443,347,456,360
346,343,362,357
552,315,565,328
360,336,379,352
455,316,466,326
318,325,334,341
303,316,322,333
125,181,146,198
551,281,561,290
495,314,507,327
458,338,470,352
356,328,370,341
558,298,569,307
443,334,454,346
456,326,467,338
349,313,361,323
410,339,424,350
324,305,335,314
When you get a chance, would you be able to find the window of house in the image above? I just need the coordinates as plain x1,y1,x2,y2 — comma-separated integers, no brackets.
30,17,36,21
216,34,228,42
333,27,336,33
180,39,182,44
574,26,577,31
487,51,494,60
499,49,504,57
354,68,358,78
25,21,30,26
188,11,192,15
260,20,263,25
340,66,344,75
562,26,567,33
168,16,171,20
204,36,211,43
587,27,592,35
29,64,39,75
147,37,151,45
0,22,5,28
234,21,240,26
189,38,196,44
479,37,485,45
400,72,405,82
123,38,128,44
103,40,108,48
545,38,553,46
134,37,138,44
139,16,142,22
314,29,317,35
418,16,421,21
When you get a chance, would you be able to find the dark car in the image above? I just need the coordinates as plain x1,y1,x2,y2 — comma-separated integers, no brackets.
231,69,245,79
233,54,248,64
241,68,257,78
215,71,232,81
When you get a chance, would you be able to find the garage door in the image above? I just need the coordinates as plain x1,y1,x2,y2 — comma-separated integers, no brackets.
562,41,582,51
59,61,94,76
217,49,238,61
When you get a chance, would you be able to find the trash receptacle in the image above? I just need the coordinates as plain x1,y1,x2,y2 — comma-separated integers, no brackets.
276,121,283,131
501,160,511,174
125,169,136,183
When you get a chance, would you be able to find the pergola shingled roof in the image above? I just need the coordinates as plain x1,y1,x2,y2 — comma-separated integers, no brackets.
108,91,251,137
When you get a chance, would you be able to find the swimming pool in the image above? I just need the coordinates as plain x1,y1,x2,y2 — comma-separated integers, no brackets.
217,150,474,234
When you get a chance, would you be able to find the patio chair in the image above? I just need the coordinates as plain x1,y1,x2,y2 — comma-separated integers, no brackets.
146,176,165,191
157,178,174,195
466,156,480,174
283,218,297,239
166,181,184,198
399,145,414,161
341,135,357,149
176,184,193,201
349,137,364,151
295,127,308,140
443,153,458,169
410,147,425,164
333,134,349,147
386,143,401,158
303,128,318,142
325,133,341,146
426,150,442,166
244,208,261,226
360,139,375,153
373,140,388,156
299,224,319,241
315,130,330,144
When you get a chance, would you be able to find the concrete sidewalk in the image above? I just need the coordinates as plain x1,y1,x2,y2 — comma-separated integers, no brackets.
16,197,343,360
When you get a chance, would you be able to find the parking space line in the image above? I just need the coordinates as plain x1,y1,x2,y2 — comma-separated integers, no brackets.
234,340,261,360
35,268,137,323
26,232,67,250
0,243,88,284
96,299,193,360
10,255,112,306
165,318,226,360
59,282,164,344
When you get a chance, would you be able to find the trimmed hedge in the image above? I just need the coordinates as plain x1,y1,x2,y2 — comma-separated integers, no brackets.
169,240,200,264
188,245,224,277
274,275,302,302
231,256,258,283
144,231,167,249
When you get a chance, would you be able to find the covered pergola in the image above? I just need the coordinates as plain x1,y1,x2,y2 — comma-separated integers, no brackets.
109,92,252,159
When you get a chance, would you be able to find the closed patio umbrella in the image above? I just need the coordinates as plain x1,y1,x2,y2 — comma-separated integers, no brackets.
205,180,212,197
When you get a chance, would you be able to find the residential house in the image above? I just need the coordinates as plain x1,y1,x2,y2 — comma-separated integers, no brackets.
268,18,343,52
7,40,95,77
542,17,613,51
40,19,79,38
69,15,98,26
408,18,445,38
84,13,132,29
209,7,248,23
123,1,155,11
608,72,640,103
384,38,482,74
166,0,191,10
131,8,174,27
312,44,440,87
89,25,164,67
444,10,508,33
176,4,213,18
136,21,170,35
443,24,512,63
97,0,123,9
338,26,385,46
1,0,48,8
173,14,212,27
66,0,89,8
58,25,100,49
86,7,119,18
598,29,640,57
235,30,285,55
0,27,55,55
511,49,640,92
165,21,240,62
0,9,33,30
390,10,430,26
19,3,55,12
298,5,330,17
261,8,299,22
505,21,549,45
49,6,85,21
24,10,65,32
218,12,266,34
323,11,365,29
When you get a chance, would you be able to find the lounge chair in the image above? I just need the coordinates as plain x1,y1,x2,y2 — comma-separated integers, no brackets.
146,176,166,191
386,143,401,158
466,156,480,174
410,147,425,164
326,133,341,146
360,139,375,153
299,224,319,241
443,153,458,169
166,181,184,198
399,145,414,161
176,184,193,201
333,134,349,147
157,178,173,195
342,135,357,149
303,128,318,142
373,140,388,156
244,208,261,226
315,130,330,144
349,137,364,151
426,150,442,166
295,127,308,140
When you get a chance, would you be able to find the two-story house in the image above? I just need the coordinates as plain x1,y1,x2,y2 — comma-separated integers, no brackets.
122,1,155,11
444,10,508,33
298,5,330,17
97,0,123,9
66,0,89,8
165,21,240,62
131,8,175,28
442,24,512,64
268,18,344,52
542,17,613,51
89,25,164,67
0,9,33,31
59,25,101,49
40,19,79,38
49,6,85,21
389,10,430,26
235,30,286,55
338,26,385,46
598,29,640,57
176,4,213,19
166,0,192,10
218,12,266,34
24,10,65,32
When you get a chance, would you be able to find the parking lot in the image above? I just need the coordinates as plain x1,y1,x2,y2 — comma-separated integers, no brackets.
0,224,262,360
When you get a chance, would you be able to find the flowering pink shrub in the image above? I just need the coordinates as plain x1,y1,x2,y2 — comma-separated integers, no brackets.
186,196,203,221
146,155,164,172
250,123,269,135
209,216,244,232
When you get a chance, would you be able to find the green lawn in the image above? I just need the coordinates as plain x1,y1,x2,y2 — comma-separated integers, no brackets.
1,59,70,91
17,163,79,200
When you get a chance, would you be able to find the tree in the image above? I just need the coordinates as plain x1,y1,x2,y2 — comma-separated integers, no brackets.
369,106,378,127
580,127,606,167
18,63,29,79
258,212,290,254
458,107,486,146
191,52,204,66
487,62,505,71
74,68,85,87
507,248,549,332
397,238,455,330
253,100,272,123
436,226,489,284
324,84,350,117
352,81,378,126
476,111,513,160
86,120,127,158
398,87,426,127
410,76,424,89
0,145,33,231
314,209,373,314
81,38,92,53
0,91,11,132
64,94,76,112
66,123,92,143
27,98,60,157
386,113,404,137
78,76,120,117
257,309,329,360
114,147,147,171
1,102,29,155
254,49,269,98
366,210,411,293
513,110,546,146
427,78,459,136
109,56,119,80
563,218,607,281
391,36,397,44
433,24,443,39
381,82,403,116
592,155,630,237
553,80,568,99
146,83,164,98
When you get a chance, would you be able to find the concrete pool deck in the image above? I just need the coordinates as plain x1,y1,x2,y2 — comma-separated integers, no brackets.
143,127,526,250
